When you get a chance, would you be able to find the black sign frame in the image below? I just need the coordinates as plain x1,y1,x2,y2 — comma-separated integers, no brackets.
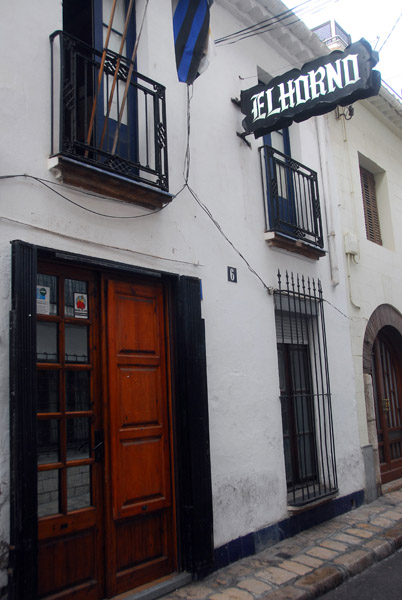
241,39,381,138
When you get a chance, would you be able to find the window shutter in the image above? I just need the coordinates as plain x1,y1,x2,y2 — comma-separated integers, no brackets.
360,167,382,245
275,313,308,345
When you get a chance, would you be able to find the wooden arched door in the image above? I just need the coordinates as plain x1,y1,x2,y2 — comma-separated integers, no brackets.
372,328,402,483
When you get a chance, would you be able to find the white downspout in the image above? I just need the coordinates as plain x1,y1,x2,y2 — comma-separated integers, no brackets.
315,114,339,287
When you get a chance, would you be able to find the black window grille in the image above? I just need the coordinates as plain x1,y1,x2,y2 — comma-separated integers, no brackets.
259,145,323,249
275,270,338,506
50,31,169,192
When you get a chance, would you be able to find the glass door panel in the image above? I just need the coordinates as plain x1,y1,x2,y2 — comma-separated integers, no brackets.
65,324,89,363
36,267,97,518
66,371,91,411
37,420,60,464
37,371,59,412
66,418,91,461
38,470,60,517
67,465,92,511
37,322,58,363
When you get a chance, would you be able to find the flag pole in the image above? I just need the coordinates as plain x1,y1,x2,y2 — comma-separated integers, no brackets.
110,0,150,155
99,0,135,150
86,0,118,150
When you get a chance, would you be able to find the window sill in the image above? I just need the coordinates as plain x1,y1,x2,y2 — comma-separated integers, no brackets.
287,490,339,513
49,155,173,210
264,231,325,260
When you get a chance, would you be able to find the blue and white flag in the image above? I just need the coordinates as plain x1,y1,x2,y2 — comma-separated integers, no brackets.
173,0,214,84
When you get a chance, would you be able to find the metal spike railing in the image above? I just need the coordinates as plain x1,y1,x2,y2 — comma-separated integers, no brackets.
275,270,338,506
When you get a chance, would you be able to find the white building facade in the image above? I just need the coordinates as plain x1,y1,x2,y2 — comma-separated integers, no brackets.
0,1,370,599
326,82,402,501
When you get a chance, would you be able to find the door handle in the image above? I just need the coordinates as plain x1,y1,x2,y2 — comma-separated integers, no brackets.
92,430,104,462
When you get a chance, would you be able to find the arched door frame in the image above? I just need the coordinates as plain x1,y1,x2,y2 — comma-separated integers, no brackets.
362,304,402,496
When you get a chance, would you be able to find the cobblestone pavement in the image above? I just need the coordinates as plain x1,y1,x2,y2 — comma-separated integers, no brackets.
163,484,402,600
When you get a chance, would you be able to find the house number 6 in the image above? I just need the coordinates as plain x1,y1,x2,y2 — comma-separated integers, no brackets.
227,267,237,283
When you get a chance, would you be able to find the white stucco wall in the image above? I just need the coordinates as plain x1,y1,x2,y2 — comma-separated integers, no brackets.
327,97,402,450
0,0,367,588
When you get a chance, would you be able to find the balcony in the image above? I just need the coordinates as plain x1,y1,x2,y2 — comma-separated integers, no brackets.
259,146,324,259
49,31,171,208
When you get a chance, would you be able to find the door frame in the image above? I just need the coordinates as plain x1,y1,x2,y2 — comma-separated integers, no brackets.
362,304,402,491
9,240,214,600
372,329,402,483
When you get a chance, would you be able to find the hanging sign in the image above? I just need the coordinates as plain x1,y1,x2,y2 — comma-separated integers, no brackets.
240,39,381,138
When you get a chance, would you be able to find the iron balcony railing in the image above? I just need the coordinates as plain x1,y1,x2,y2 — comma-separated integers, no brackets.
259,146,323,249
50,31,168,191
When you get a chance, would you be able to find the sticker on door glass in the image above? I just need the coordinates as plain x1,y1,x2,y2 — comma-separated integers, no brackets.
37,286,50,315
74,293,88,319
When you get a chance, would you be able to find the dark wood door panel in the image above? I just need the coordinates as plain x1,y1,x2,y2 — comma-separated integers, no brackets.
38,528,101,600
118,435,171,516
114,510,174,595
118,366,162,427
374,331,402,483
115,291,161,357
38,507,97,540
106,277,176,593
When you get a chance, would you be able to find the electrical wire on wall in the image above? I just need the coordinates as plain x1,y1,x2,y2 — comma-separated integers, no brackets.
0,174,169,218
215,0,338,46
174,86,368,325
174,85,270,293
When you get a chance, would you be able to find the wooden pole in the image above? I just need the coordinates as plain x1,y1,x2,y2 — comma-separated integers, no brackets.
99,0,135,150
85,0,118,149
111,0,150,155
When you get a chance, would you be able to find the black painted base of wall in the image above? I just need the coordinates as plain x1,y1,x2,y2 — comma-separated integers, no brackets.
210,490,364,574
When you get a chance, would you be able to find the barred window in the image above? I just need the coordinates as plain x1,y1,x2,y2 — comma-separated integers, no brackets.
275,271,338,506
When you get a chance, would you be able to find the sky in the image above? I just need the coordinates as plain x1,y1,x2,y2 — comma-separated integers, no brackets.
289,0,402,97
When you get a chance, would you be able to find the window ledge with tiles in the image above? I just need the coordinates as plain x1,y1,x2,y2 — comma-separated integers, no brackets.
264,231,326,260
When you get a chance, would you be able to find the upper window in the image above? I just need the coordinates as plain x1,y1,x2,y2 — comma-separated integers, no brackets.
259,129,324,259
360,166,382,245
49,0,170,207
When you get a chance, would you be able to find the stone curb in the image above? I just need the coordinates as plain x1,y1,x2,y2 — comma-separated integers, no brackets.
379,522,402,550
289,522,402,599
251,521,402,600
161,492,402,600
293,565,344,598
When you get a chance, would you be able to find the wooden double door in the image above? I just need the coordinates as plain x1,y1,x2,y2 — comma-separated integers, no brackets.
372,329,402,483
36,263,176,599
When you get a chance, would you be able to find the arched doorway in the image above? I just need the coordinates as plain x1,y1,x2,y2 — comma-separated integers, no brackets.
363,305,402,487
372,328,402,483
